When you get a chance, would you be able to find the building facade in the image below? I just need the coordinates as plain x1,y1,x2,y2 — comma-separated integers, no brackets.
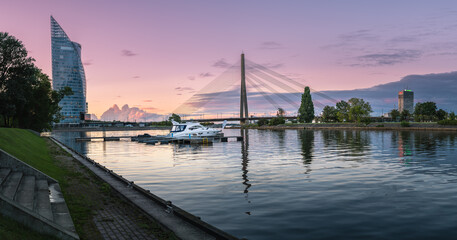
51,16,87,124
398,89,414,113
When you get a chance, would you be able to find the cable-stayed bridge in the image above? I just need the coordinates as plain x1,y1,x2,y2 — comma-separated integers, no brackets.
174,53,338,123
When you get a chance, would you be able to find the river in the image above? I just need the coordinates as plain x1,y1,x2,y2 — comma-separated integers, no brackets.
52,129,457,240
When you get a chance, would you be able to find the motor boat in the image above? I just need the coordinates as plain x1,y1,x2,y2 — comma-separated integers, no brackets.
168,120,227,139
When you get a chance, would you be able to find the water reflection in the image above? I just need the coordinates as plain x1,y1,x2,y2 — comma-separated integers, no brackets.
322,130,370,160
298,130,314,174
240,129,251,197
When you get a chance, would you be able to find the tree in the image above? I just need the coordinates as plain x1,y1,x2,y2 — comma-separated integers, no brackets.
347,98,372,122
436,109,447,121
0,32,36,127
168,113,181,123
390,109,400,121
449,112,456,120
321,106,338,122
336,100,350,122
400,110,410,122
298,86,314,123
277,108,285,117
414,102,437,122
0,32,71,131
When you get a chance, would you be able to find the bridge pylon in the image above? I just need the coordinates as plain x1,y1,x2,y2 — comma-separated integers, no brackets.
240,53,249,124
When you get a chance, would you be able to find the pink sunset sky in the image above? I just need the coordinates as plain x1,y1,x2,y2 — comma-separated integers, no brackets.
2,0,457,118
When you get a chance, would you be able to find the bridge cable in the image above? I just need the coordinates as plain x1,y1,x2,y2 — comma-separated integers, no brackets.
245,77,281,110
247,73,300,109
247,67,326,109
246,60,339,104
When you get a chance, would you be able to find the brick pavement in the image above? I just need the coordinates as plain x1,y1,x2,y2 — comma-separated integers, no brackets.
94,204,158,240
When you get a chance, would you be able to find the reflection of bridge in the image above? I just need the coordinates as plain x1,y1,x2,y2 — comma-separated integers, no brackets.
174,53,338,124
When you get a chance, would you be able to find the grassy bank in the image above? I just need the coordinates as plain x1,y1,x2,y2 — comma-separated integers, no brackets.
0,128,176,240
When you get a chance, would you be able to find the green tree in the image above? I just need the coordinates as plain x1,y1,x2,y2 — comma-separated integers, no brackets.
449,112,456,120
414,102,437,122
298,87,314,123
0,32,71,131
390,109,400,121
168,113,181,123
347,98,372,122
336,100,350,122
436,109,447,121
0,32,36,127
321,106,338,122
400,110,410,122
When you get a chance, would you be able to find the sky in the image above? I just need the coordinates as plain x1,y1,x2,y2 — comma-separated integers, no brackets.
2,0,457,118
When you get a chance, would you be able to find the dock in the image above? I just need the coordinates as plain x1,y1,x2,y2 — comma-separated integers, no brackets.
75,135,243,143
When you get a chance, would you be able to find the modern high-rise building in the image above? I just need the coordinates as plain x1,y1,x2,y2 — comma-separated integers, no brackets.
398,89,414,113
51,16,87,124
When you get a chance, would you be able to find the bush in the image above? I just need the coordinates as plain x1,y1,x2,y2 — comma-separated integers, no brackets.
257,119,269,127
401,121,410,127
376,124,384,127
269,117,285,126
361,117,372,126
437,119,457,125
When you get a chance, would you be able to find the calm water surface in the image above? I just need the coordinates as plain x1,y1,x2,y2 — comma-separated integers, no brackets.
53,129,457,240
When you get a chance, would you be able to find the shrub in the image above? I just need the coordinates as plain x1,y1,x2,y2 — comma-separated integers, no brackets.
269,117,285,126
401,121,410,127
376,124,384,127
257,119,269,127
437,119,457,125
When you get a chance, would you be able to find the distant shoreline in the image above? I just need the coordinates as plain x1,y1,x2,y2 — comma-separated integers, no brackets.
228,122,457,132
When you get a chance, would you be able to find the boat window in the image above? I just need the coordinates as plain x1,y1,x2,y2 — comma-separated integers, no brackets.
171,125,186,132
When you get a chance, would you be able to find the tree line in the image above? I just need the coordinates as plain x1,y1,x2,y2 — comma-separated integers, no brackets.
0,32,72,131
390,102,455,122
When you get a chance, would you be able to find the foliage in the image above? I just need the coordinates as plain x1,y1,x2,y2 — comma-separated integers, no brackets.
298,86,314,123
347,98,372,122
361,117,372,126
390,109,400,121
437,119,457,125
276,108,285,117
436,109,447,121
0,32,71,131
257,118,269,126
399,110,410,122
168,113,181,123
336,100,350,122
449,112,456,121
414,102,437,122
376,124,384,127
321,106,338,122
401,121,410,127
269,117,285,126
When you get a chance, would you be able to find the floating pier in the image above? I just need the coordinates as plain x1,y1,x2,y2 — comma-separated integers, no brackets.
75,135,243,144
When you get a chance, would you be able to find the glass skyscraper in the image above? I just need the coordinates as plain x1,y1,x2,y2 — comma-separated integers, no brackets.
51,16,87,124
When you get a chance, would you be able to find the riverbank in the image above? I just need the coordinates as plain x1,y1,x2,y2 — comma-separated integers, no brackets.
230,122,457,131
0,128,176,240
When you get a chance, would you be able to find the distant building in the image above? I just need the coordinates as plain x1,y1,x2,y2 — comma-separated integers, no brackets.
51,16,87,124
398,89,414,113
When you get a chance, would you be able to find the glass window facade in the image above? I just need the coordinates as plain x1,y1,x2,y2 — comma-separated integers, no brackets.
51,16,87,124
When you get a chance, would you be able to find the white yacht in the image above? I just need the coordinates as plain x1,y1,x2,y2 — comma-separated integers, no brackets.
168,120,227,139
